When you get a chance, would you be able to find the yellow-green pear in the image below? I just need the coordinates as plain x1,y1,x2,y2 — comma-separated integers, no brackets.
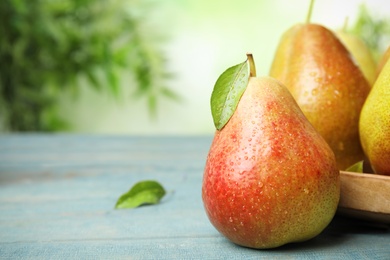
336,30,377,87
359,57,390,175
269,23,371,170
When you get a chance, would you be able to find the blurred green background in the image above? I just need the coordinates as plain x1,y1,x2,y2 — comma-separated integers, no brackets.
1,0,389,135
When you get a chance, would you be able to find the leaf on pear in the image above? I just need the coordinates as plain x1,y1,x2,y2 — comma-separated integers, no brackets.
115,180,166,209
211,58,249,130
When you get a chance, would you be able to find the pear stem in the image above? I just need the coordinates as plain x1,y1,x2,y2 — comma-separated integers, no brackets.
246,53,256,77
306,0,315,24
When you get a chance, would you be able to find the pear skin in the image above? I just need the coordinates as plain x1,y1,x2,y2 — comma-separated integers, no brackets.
269,23,371,170
202,76,340,249
360,58,390,175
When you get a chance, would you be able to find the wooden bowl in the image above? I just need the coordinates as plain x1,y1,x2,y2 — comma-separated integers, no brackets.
337,171,390,224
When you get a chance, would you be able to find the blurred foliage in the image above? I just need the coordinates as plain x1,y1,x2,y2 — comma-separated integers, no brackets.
351,4,390,62
0,0,178,132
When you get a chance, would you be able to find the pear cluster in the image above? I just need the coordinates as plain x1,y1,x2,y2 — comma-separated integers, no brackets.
203,73,340,249
202,8,390,250
269,23,371,171
270,23,389,175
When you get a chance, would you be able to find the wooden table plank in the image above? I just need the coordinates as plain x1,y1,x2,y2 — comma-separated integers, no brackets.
0,135,389,259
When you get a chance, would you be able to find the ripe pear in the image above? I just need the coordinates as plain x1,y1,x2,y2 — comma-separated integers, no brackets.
359,57,390,175
269,23,371,170
336,30,377,86
202,72,340,249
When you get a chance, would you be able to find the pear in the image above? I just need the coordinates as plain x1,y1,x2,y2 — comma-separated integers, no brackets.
269,23,371,170
376,46,390,78
359,57,390,175
202,55,340,249
336,29,377,87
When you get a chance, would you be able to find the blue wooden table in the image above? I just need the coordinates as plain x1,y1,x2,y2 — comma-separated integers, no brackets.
0,135,389,259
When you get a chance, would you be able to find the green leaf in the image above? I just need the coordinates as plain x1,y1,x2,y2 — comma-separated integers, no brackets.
351,4,390,62
107,69,120,97
346,160,363,173
115,180,166,209
210,58,249,130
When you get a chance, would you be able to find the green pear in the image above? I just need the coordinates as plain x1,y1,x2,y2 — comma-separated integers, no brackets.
359,57,390,175
202,56,340,249
336,30,377,87
269,23,371,170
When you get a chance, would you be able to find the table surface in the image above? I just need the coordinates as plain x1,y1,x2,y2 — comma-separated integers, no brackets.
0,134,389,259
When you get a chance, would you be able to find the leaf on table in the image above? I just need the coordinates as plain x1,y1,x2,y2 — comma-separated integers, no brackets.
115,180,166,209
210,58,249,130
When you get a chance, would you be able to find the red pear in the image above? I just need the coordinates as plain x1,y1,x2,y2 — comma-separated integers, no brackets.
202,65,340,248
